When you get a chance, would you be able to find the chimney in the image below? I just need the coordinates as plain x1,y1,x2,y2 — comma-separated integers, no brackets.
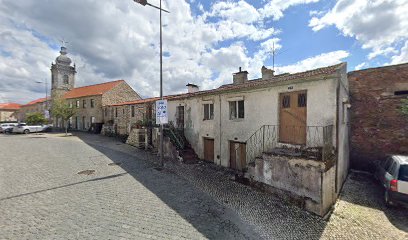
186,83,199,93
233,67,248,85
261,66,274,80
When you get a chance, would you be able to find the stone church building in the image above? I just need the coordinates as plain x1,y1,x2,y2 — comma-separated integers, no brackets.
18,45,141,130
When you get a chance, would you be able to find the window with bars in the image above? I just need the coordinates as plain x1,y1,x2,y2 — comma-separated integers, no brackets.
203,103,214,120
282,95,290,108
298,93,307,107
229,100,244,120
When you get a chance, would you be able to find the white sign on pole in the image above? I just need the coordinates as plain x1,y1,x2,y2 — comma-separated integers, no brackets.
156,100,168,124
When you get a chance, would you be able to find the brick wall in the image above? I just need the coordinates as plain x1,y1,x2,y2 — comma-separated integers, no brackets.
349,63,408,171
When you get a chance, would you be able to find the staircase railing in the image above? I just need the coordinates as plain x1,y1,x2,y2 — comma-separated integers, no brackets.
245,125,334,165
163,124,185,150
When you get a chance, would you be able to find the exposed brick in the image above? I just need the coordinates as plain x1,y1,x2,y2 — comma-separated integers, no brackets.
349,63,408,171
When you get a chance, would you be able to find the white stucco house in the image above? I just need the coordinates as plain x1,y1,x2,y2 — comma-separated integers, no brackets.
164,63,350,216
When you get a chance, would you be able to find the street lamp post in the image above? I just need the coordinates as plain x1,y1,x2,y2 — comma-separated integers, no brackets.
35,79,48,111
133,0,169,167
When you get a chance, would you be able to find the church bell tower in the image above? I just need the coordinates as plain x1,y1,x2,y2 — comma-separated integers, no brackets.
50,45,76,100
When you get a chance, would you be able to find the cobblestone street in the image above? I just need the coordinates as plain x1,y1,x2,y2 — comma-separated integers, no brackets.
0,132,407,239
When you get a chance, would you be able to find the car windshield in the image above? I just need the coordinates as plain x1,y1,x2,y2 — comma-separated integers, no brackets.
398,165,408,181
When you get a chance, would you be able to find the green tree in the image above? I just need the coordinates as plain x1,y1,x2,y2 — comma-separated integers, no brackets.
401,98,408,117
51,97,76,135
26,112,47,125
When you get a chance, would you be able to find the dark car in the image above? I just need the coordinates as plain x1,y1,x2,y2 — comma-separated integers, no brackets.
375,155,408,207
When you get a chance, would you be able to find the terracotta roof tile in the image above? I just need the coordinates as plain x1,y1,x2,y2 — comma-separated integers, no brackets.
110,63,345,106
0,103,21,110
63,80,124,99
21,97,49,107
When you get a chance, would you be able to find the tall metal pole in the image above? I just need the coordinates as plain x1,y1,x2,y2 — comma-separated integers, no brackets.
159,0,164,167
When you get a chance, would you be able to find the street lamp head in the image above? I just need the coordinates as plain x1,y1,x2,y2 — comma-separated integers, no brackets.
134,0,147,6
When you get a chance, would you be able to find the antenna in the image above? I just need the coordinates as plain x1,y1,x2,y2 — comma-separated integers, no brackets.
272,42,275,71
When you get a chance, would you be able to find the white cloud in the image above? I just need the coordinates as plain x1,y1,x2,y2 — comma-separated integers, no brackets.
390,41,408,65
0,0,326,103
354,62,368,70
275,50,349,73
261,0,320,20
309,0,408,61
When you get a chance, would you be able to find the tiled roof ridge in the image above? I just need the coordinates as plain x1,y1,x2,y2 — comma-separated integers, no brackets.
109,63,344,106
71,79,124,90
0,103,22,109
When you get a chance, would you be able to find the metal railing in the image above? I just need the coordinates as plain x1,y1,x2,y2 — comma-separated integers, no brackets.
245,125,334,165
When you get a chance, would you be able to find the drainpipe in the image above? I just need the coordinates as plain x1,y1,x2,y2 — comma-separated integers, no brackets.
335,77,340,193
219,95,222,166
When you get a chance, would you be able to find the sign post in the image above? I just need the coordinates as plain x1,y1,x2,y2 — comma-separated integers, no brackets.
156,100,168,124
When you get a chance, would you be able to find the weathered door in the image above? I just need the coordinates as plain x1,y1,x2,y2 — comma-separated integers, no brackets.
230,141,246,171
203,138,214,162
279,91,307,145
176,106,185,129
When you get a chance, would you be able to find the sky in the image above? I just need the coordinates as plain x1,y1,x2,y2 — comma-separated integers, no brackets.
0,0,407,104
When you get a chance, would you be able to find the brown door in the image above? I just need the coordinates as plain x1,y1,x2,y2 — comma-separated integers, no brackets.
279,91,307,145
203,138,214,162
230,141,246,171
176,106,185,129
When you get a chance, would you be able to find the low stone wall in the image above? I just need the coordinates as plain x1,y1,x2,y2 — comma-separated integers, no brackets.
101,124,115,136
246,153,336,216
126,128,146,148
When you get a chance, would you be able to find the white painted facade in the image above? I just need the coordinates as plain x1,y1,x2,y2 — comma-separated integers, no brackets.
167,64,349,202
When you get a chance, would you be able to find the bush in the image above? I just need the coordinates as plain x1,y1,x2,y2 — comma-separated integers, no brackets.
26,112,47,125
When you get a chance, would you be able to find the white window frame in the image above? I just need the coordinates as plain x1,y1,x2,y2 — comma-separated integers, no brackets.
203,103,214,120
229,100,244,120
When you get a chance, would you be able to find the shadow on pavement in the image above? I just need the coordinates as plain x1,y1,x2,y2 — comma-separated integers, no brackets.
74,132,263,240
340,171,408,232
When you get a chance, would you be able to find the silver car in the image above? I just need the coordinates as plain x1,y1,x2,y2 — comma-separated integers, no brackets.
12,123,49,134
375,155,408,207
0,123,18,133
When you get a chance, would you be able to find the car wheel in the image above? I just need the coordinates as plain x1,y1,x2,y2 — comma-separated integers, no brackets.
23,129,30,134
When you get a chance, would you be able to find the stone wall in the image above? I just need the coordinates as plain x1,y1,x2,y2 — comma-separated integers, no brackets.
349,63,408,171
102,81,141,106
0,110,18,122
67,96,103,130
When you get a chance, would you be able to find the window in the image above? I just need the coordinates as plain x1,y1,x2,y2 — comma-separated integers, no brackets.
131,106,135,117
398,165,408,181
83,100,86,108
122,108,125,115
90,99,95,108
69,102,73,108
384,157,393,171
394,90,408,96
63,75,69,84
115,108,118,118
282,95,290,108
76,100,80,108
104,108,107,117
203,103,214,120
229,100,244,120
91,116,95,124
298,93,307,107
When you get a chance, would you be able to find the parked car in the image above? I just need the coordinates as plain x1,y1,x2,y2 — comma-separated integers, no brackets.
374,155,408,207
12,123,50,134
0,123,18,133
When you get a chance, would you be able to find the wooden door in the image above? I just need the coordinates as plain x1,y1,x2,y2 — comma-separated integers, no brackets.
230,141,246,171
176,106,185,129
203,138,214,162
279,91,307,145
